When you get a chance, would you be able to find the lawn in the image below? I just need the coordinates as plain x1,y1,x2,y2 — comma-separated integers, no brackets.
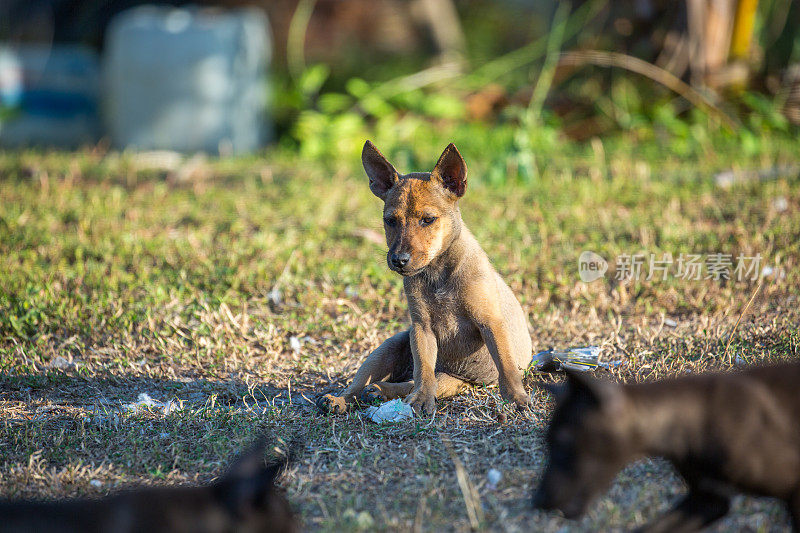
1,139,799,531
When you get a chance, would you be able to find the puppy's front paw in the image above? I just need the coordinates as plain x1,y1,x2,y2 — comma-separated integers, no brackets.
404,388,436,415
500,384,532,411
360,384,387,404
315,393,349,414
511,395,533,411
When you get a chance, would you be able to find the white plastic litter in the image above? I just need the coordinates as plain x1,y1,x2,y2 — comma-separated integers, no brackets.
267,288,282,306
344,285,359,298
49,356,73,369
486,468,502,490
125,392,158,410
289,336,302,354
124,393,182,415
364,399,414,423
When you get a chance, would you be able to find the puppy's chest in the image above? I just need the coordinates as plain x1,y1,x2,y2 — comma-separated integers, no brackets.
417,282,475,341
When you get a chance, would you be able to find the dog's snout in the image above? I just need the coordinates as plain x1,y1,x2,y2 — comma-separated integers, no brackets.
391,252,411,268
531,487,550,510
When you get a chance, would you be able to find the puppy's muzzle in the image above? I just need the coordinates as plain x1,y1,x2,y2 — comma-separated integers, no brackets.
390,252,411,269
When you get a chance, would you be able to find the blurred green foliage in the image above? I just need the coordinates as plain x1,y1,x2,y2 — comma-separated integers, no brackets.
266,0,799,182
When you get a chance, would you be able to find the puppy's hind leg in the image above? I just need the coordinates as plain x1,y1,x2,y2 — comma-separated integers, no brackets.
316,330,411,414
360,381,414,403
361,372,467,404
636,489,730,533
434,372,467,399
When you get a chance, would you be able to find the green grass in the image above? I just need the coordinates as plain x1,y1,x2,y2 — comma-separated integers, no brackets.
0,139,799,531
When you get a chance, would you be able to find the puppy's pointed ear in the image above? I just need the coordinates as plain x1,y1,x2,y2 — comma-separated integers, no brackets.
565,370,625,413
432,143,467,198
217,436,293,517
362,140,399,200
225,437,269,479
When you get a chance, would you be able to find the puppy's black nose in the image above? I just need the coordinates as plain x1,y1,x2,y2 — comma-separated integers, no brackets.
391,252,411,268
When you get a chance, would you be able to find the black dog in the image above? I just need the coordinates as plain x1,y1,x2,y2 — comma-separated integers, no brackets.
533,363,800,532
0,438,298,533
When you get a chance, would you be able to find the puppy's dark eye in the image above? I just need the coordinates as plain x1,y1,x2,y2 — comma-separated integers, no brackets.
384,216,397,227
421,216,437,226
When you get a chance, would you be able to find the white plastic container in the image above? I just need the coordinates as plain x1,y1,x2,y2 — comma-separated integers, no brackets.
0,45,100,148
103,6,271,154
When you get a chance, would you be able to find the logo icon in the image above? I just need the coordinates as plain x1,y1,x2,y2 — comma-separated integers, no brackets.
579,251,608,282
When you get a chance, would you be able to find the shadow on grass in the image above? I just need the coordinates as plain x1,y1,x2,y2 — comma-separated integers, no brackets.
0,369,335,414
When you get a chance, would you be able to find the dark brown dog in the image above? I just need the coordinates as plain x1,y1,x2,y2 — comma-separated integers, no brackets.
532,363,800,532
316,141,532,415
0,438,298,533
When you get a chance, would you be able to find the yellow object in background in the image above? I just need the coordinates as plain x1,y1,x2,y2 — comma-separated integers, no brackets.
730,0,759,60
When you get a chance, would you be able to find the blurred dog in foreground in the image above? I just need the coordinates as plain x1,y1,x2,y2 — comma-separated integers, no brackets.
533,362,800,532
0,437,298,533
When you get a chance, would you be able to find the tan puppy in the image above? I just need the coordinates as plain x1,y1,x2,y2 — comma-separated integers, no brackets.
317,141,532,415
